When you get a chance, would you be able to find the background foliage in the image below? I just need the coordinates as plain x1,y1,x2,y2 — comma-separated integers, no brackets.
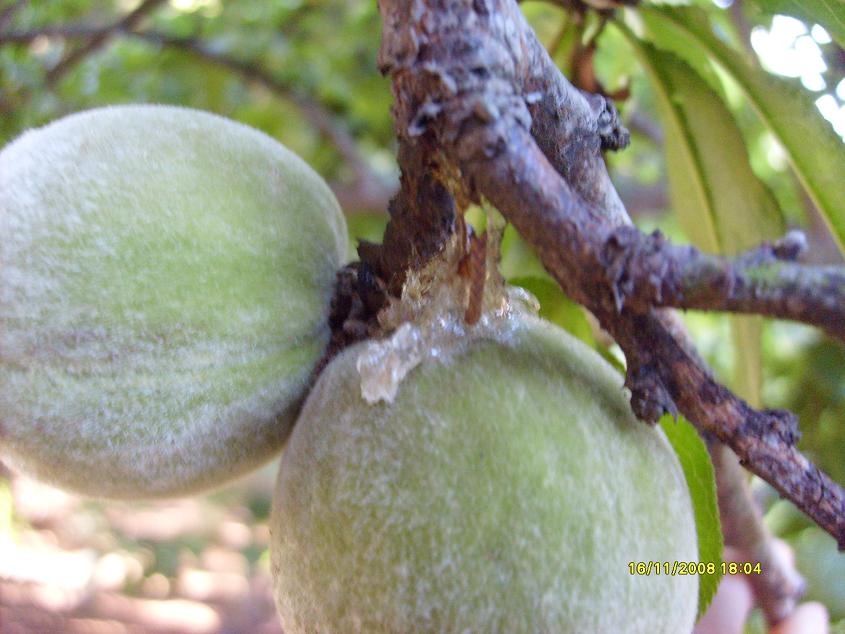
1,0,844,632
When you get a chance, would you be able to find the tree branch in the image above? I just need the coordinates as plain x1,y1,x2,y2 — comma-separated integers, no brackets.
603,226,845,342
44,0,166,86
0,23,105,43
710,442,806,624
0,0,27,33
0,22,394,213
130,30,394,213
0,1,165,115
373,0,845,556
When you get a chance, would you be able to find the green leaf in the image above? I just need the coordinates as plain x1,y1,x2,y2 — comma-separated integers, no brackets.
731,316,765,405
660,415,723,620
636,5,845,256
747,0,845,49
347,212,389,258
508,276,596,348
616,29,784,253
616,27,783,404
499,224,549,280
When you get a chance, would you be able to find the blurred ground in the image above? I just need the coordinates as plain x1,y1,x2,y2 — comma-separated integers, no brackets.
0,461,284,634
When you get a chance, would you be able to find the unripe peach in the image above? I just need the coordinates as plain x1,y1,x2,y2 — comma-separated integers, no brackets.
270,315,698,633
0,105,347,498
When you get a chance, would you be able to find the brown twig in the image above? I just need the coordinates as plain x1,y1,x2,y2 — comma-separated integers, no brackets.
44,0,166,86
455,122,845,555
371,0,845,564
0,0,26,32
710,442,806,624
728,0,758,64
129,30,394,213
0,21,394,212
0,1,165,116
603,226,845,342
0,23,105,43
626,110,664,144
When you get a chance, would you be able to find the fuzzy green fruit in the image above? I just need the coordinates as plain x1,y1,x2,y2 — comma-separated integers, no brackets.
271,316,698,633
0,105,347,498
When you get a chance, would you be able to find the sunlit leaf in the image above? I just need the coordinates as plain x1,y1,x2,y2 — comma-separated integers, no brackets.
617,30,784,251
747,0,845,49
636,5,845,256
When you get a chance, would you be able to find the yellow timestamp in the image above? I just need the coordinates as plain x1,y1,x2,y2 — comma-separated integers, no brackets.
628,561,762,576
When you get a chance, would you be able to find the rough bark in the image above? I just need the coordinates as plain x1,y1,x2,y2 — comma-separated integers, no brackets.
362,3,845,623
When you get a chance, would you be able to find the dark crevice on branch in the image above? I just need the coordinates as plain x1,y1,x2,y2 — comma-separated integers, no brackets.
358,132,457,295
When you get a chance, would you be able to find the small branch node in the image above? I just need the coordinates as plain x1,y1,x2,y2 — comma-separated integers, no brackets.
772,230,808,261
757,409,801,447
602,226,668,312
625,362,677,424
586,92,630,151
409,101,443,137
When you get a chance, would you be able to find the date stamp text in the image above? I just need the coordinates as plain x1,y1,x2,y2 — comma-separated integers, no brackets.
628,561,762,576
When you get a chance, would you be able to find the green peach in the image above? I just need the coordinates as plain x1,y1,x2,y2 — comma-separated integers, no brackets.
0,105,347,498
271,315,698,633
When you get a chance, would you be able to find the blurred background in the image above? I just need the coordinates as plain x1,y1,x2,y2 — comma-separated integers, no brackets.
1,0,844,632
1,462,282,633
